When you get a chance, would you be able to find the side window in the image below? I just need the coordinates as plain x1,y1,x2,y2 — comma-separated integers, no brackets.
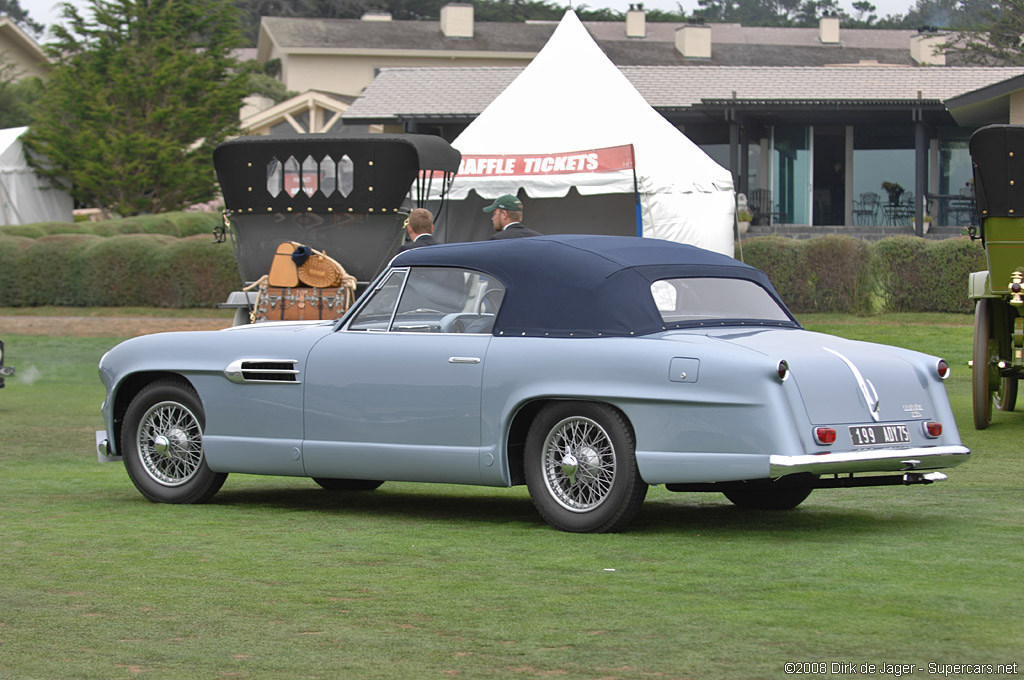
350,267,505,334
347,270,407,331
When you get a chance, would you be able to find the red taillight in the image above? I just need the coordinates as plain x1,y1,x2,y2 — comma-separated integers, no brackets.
814,427,837,445
936,359,950,380
924,421,942,438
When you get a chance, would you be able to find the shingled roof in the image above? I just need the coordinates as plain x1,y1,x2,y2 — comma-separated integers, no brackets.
342,65,1024,122
259,16,926,68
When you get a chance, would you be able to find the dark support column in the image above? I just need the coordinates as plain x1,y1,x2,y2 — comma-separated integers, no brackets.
739,121,750,197
728,113,740,191
914,113,927,237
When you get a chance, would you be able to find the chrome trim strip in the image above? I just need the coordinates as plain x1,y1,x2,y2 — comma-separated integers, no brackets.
448,357,482,364
770,445,970,476
225,358,301,384
824,346,880,422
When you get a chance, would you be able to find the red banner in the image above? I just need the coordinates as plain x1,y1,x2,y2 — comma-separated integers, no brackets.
457,144,635,178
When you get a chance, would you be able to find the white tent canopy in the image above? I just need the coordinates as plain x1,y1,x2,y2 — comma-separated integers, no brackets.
443,10,735,256
0,126,73,226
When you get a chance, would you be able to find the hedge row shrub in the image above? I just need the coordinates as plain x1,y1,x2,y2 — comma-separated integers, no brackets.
740,235,874,314
873,235,986,313
741,234,985,315
1,233,238,308
0,211,220,240
0,228,988,312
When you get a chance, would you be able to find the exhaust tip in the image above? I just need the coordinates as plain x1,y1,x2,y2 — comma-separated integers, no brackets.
903,471,948,485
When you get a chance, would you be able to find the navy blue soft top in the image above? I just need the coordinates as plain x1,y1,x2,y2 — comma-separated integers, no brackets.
391,234,794,337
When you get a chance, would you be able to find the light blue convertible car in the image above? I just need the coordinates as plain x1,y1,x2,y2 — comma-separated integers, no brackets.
97,235,969,532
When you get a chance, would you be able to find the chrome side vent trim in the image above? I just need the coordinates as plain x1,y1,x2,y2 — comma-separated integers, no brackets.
225,359,301,384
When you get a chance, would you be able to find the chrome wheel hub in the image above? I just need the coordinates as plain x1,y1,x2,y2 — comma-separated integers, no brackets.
543,416,616,512
137,401,203,486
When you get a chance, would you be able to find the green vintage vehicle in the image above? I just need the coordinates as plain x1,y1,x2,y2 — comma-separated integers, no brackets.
968,124,1024,429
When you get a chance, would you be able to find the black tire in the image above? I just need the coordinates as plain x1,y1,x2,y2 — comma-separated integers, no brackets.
524,401,647,533
973,299,994,429
723,486,813,510
995,377,1018,413
313,478,384,491
121,379,227,504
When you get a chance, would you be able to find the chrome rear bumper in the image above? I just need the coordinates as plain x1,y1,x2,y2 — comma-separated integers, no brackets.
770,445,969,477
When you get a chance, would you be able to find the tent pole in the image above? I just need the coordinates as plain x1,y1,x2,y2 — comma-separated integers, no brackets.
632,166,642,237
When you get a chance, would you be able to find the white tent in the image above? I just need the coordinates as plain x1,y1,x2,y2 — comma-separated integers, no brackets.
438,10,735,256
0,127,73,226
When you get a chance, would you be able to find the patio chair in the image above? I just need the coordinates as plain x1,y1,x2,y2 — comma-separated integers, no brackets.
852,192,880,226
749,189,783,226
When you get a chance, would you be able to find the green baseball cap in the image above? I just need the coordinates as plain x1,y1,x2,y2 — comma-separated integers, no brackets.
482,194,523,213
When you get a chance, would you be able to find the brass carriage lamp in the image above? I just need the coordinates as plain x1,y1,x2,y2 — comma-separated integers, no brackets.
1009,270,1024,306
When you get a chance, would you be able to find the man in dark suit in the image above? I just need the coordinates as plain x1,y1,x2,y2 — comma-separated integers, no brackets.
483,194,541,240
398,208,439,251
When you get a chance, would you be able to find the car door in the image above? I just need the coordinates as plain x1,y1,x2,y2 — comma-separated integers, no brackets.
301,266,503,484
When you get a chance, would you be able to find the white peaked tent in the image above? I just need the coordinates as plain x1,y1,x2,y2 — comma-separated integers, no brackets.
438,10,735,256
0,127,73,226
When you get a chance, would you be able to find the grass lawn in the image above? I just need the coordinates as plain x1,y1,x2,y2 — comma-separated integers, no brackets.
0,314,1021,679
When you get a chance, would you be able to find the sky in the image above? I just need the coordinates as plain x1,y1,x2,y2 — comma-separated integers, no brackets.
19,0,918,39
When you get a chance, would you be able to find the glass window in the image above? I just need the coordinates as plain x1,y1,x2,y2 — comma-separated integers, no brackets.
338,154,354,197
283,156,301,198
939,138,972,195
348,268,505,334
320,156,337,196
266,158,283,197
773,125,811,225
301,155,318,197
853,126,915,225
348,270,407,331
651,278,791,325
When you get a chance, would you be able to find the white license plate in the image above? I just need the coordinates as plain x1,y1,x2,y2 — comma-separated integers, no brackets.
849,423,911,447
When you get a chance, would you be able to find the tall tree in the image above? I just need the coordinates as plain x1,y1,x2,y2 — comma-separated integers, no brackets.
0,0,44,37
0,61,43,127
25,0,252,216
940,0,1024,64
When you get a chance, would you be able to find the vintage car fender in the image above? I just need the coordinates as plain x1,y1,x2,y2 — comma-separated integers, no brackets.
968,270,998,300
480,333,805,487
98,322,334,463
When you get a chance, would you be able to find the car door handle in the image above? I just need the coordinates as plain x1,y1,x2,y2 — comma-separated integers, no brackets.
448,357,481,364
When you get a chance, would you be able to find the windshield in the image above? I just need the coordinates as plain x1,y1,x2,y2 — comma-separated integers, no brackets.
651,278,792,325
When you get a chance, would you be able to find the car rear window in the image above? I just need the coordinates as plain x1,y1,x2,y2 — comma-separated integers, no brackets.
651,278,792,325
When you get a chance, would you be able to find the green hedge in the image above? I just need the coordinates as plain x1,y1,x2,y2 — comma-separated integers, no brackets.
0,211,220,240
741,234,985,314
0,225,989,312
740,235,874,314
873,236,986,313
1,233,238,308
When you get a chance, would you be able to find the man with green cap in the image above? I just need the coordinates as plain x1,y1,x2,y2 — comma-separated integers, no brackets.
482,194,541,240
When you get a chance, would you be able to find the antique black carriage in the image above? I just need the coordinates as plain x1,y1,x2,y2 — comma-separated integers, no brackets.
213,133,461,324
967,124,1024,428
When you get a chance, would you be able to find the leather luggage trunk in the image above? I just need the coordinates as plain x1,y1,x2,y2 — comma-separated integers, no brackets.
255,285,351,322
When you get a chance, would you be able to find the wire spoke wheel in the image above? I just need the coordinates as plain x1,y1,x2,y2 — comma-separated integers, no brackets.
137,400,204,486
542,416,616,512
525,402,647,533
122,379,227,504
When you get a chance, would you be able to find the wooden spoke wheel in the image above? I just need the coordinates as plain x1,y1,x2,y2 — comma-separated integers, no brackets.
973,299,1019,430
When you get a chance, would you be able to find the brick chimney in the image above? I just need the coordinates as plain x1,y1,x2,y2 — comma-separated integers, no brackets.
626,4,646,38
911,28,946,65
819,13,840,44
441,3,474,39
676,20,711,59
